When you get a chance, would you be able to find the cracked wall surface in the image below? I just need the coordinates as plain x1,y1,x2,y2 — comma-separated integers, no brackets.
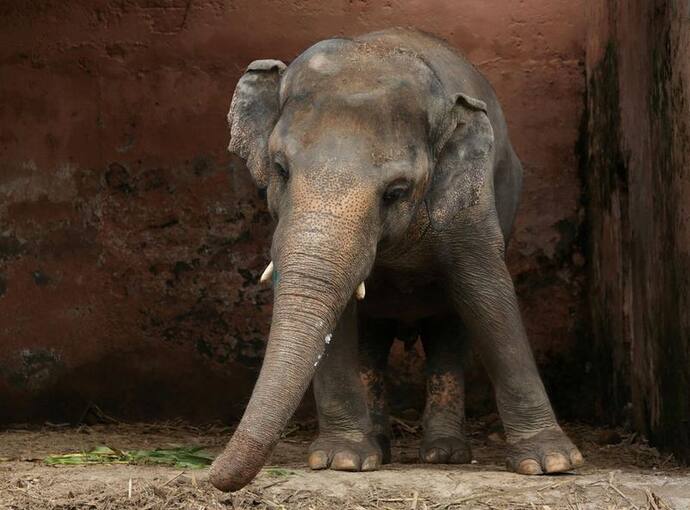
0,0,587,423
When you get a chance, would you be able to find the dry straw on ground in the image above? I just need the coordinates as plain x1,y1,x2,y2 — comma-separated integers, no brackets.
1,419,687,509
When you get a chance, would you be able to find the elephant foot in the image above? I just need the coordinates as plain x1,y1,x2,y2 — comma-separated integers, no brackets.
506,427,584,475
420,434,472,464
308,435,382,472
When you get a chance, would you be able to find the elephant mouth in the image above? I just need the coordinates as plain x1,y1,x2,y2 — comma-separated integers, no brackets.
260,259,366,300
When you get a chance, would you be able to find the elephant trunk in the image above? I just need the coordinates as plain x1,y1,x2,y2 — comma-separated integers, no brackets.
209,215,374,492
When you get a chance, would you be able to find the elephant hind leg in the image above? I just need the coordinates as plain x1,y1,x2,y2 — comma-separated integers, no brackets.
358,315,396,464
419,315,472,464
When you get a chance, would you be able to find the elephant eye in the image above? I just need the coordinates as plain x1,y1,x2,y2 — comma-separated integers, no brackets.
274,161,289,180
382,180,410,205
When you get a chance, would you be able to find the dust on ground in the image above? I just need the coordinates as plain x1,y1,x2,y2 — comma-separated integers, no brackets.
1,417,688,510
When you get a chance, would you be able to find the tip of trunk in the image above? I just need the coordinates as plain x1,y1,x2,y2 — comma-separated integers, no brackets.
209,430,275,492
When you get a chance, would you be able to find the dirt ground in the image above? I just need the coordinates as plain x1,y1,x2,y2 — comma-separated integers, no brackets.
1,418,688,510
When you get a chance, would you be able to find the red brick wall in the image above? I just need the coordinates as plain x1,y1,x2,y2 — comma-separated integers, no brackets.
0,1,587,423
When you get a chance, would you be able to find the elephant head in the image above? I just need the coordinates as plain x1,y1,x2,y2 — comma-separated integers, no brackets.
209,38,495,492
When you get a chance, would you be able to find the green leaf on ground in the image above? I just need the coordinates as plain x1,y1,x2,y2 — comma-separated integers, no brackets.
263,467,295,477
44,445,214,469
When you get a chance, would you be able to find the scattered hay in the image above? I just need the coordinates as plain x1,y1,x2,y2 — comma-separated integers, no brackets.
0,420,687,510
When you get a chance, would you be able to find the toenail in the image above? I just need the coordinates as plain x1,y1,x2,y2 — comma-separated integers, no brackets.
361,455,380,471
543,453,570,473
332,452,359,471
308,451,328,470
517,458,543,475
570,449,584,466
423,448,441,463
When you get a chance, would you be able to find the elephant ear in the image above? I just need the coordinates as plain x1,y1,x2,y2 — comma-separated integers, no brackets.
228,59,286,188
427,93,495,229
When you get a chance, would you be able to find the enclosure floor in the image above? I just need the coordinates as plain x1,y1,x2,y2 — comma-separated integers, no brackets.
1,420,688,509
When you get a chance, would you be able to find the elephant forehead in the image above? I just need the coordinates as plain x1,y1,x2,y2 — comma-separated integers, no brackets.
306,53,343,75
280,80,430,147
273,95,427,161
282,41,441,108
273,116,426,178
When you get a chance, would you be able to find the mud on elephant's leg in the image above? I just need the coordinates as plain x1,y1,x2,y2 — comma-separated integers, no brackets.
309,302,382,472
358,316,396,464
419,315,472,464
445,219,584,475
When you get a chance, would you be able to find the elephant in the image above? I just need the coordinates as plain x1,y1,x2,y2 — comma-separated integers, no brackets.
209,28,583,492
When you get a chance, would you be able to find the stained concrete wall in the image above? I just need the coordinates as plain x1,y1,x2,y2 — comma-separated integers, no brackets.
585,0,690,461
0,1,587,423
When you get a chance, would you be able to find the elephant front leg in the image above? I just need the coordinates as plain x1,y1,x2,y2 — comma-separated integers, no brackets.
446,225,584,475
419,315,472,464
309,301,382,472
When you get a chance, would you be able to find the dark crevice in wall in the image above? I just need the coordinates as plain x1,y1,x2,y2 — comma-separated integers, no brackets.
584,42,633,425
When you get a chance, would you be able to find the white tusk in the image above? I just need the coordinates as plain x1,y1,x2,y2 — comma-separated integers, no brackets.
355,281,366,300
259,261,274,284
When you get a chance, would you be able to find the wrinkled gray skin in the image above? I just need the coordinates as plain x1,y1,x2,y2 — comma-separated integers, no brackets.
210,28,583,492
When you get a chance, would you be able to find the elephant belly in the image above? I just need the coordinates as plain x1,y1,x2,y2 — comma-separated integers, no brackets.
359,272,452,323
